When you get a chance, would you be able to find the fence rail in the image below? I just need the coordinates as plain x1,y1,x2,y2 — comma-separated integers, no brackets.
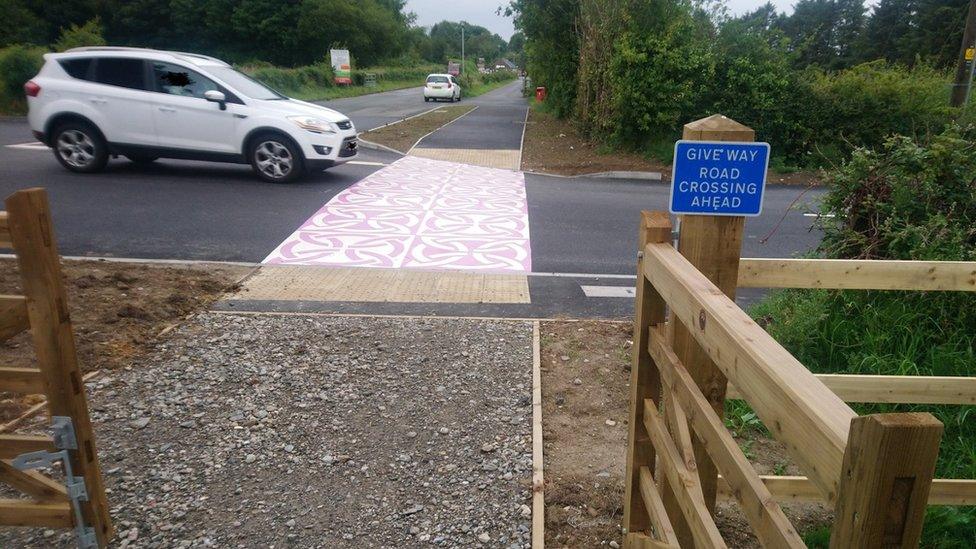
624,213,975,548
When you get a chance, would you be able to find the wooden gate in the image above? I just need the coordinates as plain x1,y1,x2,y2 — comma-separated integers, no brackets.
622,116,976,548
0,188,113,547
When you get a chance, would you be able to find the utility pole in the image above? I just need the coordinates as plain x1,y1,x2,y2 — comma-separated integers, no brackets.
461,23,465,74
951,0,976,107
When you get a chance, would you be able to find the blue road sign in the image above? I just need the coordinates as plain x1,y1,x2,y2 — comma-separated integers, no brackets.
669,140,770,217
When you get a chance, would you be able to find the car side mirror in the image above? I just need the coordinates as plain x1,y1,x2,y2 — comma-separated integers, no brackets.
204,90,227,111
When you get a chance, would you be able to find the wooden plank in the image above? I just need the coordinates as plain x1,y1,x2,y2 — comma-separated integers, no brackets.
623,211,671,536
624,532,681,549
0,499,72,528
0,434,55,459
830,413,943,548
738,258,976,291
644,401,727,548
644,241,857,502
531,322,544,549
0,295,29,341
650,329,805,548
716,476,976,506
727,374,976,405
7,188,113,546
0,460,67,502
0,211,11,248
0,367,45,393
661,116,752,547
638,467,680,545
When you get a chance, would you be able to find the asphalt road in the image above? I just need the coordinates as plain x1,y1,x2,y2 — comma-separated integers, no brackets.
416,82,528,150
316,86,431,131
0,83,825,279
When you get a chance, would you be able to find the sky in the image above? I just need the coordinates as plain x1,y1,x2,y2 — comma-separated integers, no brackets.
404,0,816,41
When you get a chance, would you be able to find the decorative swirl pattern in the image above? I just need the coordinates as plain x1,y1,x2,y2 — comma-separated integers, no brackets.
264,156,532,272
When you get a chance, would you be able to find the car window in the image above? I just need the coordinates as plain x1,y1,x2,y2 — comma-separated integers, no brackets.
59,58,94,81
152,61,219,98
427,76,449,84
93,58,147,90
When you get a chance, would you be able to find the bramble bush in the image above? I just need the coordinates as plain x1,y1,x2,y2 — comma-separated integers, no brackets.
751,127,976,546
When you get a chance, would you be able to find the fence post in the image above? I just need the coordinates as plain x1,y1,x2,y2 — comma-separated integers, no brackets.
623,211,671,542
6,188,114,547
830,413,943,548
662,115,753,546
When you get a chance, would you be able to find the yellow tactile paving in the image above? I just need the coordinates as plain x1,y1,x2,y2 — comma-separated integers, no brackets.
409,148,521,171
232,265,530,304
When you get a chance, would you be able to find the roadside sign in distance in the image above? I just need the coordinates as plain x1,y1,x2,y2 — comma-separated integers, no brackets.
669,140,770,217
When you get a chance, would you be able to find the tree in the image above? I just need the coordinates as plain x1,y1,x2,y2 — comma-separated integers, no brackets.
53,17,106,52
911,0,968,68
856,0,917,65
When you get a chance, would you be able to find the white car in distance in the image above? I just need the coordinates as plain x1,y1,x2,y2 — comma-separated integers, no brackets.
423,74,461,102
25,47,358,183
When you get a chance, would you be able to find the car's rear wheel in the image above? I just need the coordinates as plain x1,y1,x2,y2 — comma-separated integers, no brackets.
249,134,305,183
52,122,108,173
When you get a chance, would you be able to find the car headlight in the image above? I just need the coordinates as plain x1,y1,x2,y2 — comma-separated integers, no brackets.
287,116,338,134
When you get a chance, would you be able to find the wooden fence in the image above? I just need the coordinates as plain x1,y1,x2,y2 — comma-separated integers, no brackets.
622,115,976,548
0,188,113,547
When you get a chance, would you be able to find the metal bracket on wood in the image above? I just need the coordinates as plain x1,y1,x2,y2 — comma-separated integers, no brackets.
11,416,96,549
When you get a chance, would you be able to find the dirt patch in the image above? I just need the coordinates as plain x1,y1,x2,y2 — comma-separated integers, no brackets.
540,320,830,547
521,110,668,177
0,259,250,423
360,105,476,153
520,109,823,186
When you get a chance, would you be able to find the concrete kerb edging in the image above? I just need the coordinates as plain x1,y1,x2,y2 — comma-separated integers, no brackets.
522,169,665,181
356,137,405,156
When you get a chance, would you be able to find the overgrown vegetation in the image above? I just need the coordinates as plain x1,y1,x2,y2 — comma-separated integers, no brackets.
2,1,523,68
750,126,976,546
508,0,968,167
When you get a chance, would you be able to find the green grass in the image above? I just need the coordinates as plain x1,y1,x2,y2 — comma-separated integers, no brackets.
285,79,425,101
749,288,976,547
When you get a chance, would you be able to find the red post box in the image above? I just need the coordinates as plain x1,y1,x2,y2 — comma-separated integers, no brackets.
535,86,547,102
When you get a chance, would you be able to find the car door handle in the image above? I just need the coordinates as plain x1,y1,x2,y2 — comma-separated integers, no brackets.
158,107,177,113
89,98,107,104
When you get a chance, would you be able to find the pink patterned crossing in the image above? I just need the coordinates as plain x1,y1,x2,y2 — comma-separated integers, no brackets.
263,156,531,272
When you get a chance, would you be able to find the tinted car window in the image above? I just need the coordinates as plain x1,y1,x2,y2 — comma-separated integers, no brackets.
153,61,219,99
59,58,94,80
93,58,147,90
427,76,449,83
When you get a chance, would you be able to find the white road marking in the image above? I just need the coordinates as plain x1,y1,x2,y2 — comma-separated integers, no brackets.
580,285,635,298
346,160,387,166
6,141,48,151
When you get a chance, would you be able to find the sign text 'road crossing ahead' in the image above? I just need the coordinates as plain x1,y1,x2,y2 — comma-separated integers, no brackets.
669,140,770,217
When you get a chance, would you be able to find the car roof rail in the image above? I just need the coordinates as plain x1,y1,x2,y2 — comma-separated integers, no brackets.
63,46,228,66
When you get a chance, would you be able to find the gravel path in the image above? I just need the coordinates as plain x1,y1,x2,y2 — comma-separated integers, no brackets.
1,313,534,548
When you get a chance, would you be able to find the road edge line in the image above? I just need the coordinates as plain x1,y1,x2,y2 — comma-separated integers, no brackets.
406,105,480,155
532,320,545,549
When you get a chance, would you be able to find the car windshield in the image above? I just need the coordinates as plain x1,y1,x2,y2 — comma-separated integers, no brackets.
206,66,286,100
427,76,449,83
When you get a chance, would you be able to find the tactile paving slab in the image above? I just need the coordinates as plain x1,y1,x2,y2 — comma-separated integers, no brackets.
232,265,530,304
409,148,521,171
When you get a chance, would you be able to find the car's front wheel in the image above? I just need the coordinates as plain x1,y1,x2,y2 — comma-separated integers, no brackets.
249,134,305,183
52,122,108,173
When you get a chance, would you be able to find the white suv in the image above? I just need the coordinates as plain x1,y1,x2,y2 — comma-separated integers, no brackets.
25,47,358,183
